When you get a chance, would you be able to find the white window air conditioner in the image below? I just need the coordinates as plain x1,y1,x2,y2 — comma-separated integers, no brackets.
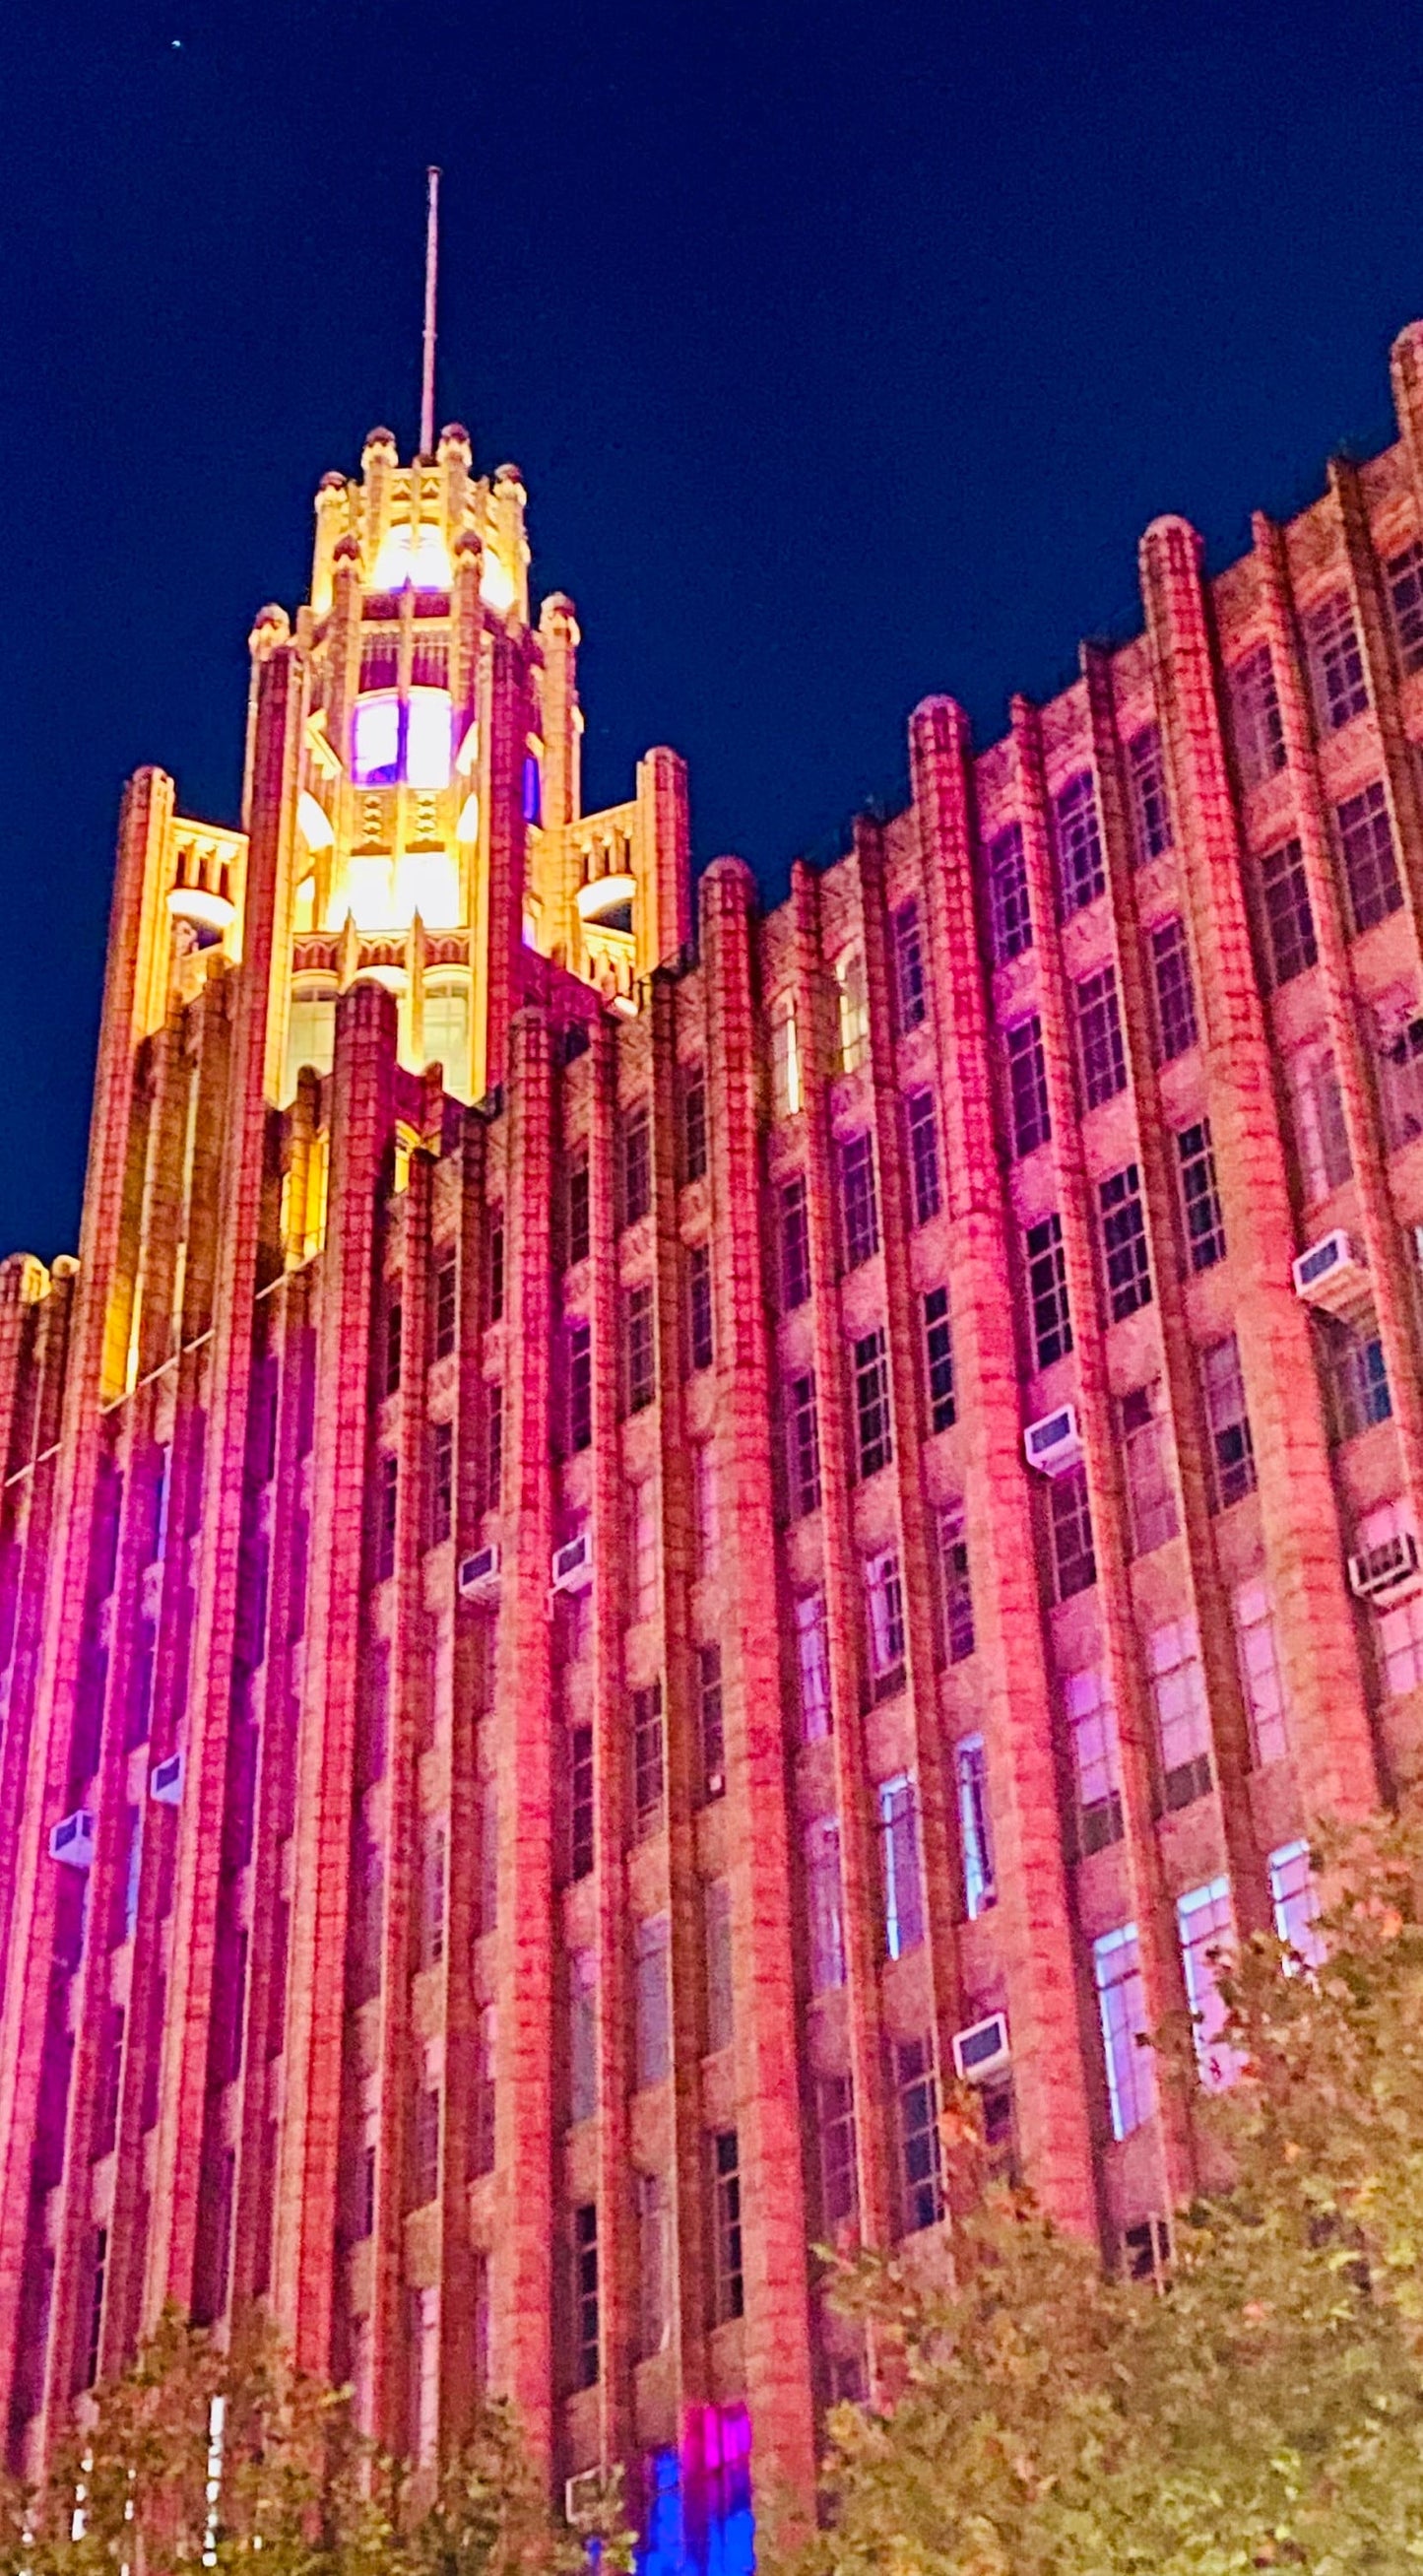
1023,1404,1083,1478
951,2010,1010,2084
1348,1530,1423,1607
1292,1229,1372,1322
150,1751,184,1808
550,1532,593,1596
458,1543,501,1600
49,1810,97,1871
564,2469,604,2525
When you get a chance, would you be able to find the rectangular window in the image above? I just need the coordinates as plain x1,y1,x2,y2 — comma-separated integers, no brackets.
893,896,928,1030
896,2037,943,2232
1075,964,1127,1109
865,1549,906,1693
630,1478,659,1623
780,1173,811,1309
1128,722,1173,861
840,1131,879,1267
905,1088,941,1224
567,1319,592,1453
817,2074,859,2231
472,2007,495,2176
836,948,870,1073
1233,1578,1288,1764
853,1327,893,1477
374,1451,398,1583
1006,1015,1052,1157
786,1370,822,1518
938,1505,975,1663
484,1379,503,1515
1202,1338,1256,1509
687,1243,714,1373
796,1591,832,1742
567,1156,591,1268
1307,589,1369,732
384,1299,403,1400
569,1950,597,2124
699,1643,725,1798
1379,1010,1423,1149
430,1419,453,1547
693,1440,718,1573
1121,1384,1178,1555
1050,1462,1096,1600
485,1219,505,1326
1357,1502,1423,1695
1099,1164,1152,1321
704,1880,734,2053
712,2132,744,2321
1228,641,1286,788
569,1724,594,1881
623,1106,652,1226
634,1915,672,2088
1150,915,1198,1062
1177,1878,1241,2089
637,2172,671,2359
413,2085,440,2207
573,2205,599,2390
682,1068,708,1183
633,1684,665,1837
1268,1837,1326,1967
418,1816,446,1969
770,995,803,1117
805,1816,846,1993
923,1286,956,1432
1388,538,1423,674
1025,1212,1072,1367
1177,1119,1226,1271
624,1284,655,1414
1336,779,1402,935
1093,1925,1155,2140
1289,1046,1352,1200
878,1773,924,1957
955,1733,995,1917
1065,1666,1124,1853
1258,838,1319,988
1147,1617,1212,1809
987,822,1033,964
433,1248,457,1358
1054,769,1106,914
1326,1322,1391,1441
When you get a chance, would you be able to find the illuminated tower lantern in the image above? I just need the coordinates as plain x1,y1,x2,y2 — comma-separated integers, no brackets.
11,298,1423,2569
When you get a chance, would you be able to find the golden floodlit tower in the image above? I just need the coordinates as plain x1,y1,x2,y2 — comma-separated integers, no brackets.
9,201,1423,2566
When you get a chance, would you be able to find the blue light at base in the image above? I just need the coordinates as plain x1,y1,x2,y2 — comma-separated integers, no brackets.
635,2406,754,2576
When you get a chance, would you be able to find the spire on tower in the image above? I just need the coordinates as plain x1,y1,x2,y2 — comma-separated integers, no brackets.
420,165,441,459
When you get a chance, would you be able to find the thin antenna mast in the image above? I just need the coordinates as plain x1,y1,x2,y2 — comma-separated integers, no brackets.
420,165,441,457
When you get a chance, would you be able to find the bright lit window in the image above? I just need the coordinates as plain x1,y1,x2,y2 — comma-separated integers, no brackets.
1176,1878,1241,2089
1092,1924,1154,2140
480,551,517,615
1268,1838,1326,1968
352,692,401,787
370,521,452,592
406,688,454,789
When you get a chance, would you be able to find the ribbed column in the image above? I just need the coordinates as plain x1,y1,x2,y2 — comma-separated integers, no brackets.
701,857,816,2528
145,639,300,2324
537,594,582,967
1140,517,1376,1820
480,634,533,1098
636,751,691,972
1252,515,1423,1571
1010,700,1193,2204
908,696,1097,2238
274,978,396,2372
786,864,893,2261
0,764,173,2445
369,1154,434,2448
489,1008,556,2468
1329,453,1423,939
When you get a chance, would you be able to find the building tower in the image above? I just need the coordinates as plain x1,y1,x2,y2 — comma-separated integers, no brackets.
8,318,1423,2568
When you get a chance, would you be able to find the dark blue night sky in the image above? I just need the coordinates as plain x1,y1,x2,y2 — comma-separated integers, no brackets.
3,0,1422,1258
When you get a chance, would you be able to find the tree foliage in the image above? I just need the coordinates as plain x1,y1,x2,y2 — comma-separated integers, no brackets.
772,1808,1423,2576
0,2308,632,2576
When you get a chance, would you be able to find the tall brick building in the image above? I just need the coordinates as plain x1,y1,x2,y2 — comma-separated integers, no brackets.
7,319,1423,2559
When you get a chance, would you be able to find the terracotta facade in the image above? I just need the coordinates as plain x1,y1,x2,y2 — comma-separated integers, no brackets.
7,333,1423,2548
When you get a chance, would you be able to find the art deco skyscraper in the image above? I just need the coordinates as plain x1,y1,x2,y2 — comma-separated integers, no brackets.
5,321,1423,2567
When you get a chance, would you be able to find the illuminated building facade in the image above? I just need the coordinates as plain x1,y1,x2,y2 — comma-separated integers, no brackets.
7,323,1423,2557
